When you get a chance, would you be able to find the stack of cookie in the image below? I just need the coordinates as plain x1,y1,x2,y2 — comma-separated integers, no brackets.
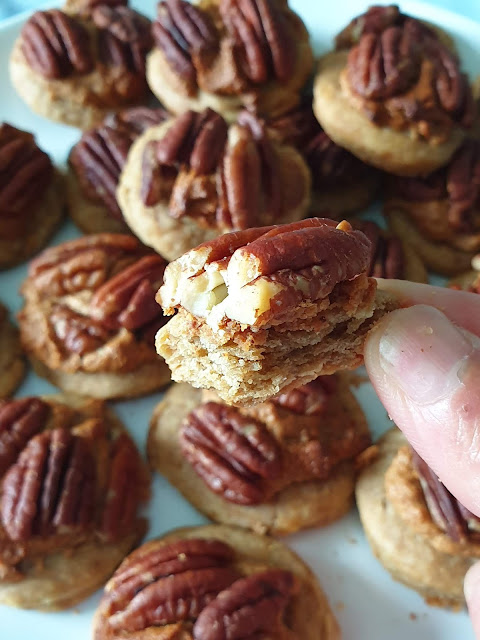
1,0,479,636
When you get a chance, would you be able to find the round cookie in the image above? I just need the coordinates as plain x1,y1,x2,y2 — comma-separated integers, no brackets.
19,234,171,399
9,2,153,129
0,123,64,270
67,107,168,234
117,109,311,261
93,524,340,640
356,428,477,608
0,394,149,610
146,0,314,123
148,378,371,535
0,303,25,398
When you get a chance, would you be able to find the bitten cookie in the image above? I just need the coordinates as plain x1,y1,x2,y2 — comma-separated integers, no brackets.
0,124,64,270
10,1,153,129
148,376,370,535
268,97,380,217
0,303,25,398
0,394,149,610
67,106,168,234
19,234,171,399
92,524,340,640
384,140,480,275
117,108,311,260
156,218,399,406
146,0,313,122
356,428,480,608
313,6,474,176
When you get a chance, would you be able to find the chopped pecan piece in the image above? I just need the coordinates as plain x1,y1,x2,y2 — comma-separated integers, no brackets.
0,123,53,218
411,448,480,543
50,305,114,356
103,538,239,632
181,402,282,505
446,140,480,232
193,569,298,640
153,0,217,86
273,376,337,415
1,428,96,541
0,398,50,476
21,10,93,79
94,6,152,74
90,255,167,331
353,220,405,279
220,0,295,84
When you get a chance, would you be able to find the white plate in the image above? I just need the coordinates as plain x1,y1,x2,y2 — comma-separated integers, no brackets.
0,2,478,639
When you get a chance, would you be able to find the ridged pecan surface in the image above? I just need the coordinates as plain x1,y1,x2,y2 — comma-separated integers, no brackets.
273,376,337,415
353,220,405,279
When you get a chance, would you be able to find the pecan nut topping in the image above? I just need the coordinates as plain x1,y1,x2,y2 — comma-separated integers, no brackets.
220,0,295,84
50,304,114,357
193,569,298,640
273,376,338,415
353,220,405,279
0,398,50,476
446,140,480,232
21,10,94,79
94,6,153,74
180,402,282,505
411,447,480,544
153,0,218,88
1,428,96,542
103,538,239,632
0,123,53,221
70,107,168,219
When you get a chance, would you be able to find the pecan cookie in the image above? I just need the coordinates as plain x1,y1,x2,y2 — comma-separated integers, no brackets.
313,6,475,176
384,139,480,275
67,107,169,234
352,219,428,283
356,428,480,608
0,303,25,398
156,218,399,406
268,97,380,217
9,1,153,129
93,524,340,639
18,234,170,399
0,394,149,610
146,0,313,122
148,376,370,535
0,124,64,269
117,108,311,260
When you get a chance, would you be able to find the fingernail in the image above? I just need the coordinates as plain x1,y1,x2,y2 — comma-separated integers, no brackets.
377,305,478,405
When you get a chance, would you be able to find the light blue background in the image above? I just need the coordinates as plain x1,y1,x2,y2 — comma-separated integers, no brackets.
1,0,479,22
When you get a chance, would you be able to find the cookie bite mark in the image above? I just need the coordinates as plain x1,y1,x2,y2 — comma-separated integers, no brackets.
19,234,171,399
9,2,154,129
155,218,399,406
0,394,149,611
92,524,340,640
0,124,64,269
146,0,314,122
117,107,311,261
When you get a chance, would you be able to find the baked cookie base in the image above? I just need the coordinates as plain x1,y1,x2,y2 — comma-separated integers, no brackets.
0,307,24,398
313,51,464,177
66,169,130,235
356,428,472,608
148,383,367,535
0,170,64,270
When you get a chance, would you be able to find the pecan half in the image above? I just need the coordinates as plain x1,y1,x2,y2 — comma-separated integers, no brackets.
90,255,167,331
0,123,53,220
51,304,114,356
94,6,152,74
103,538,239,632
220,0,295,84
446,140,480,232
387,172,447,202
348,26,419,100
411,448,480,543
1,428,96,541
0,398,50,477
181,402,282,505
193,569,298,640
21,10,93,79
105,106,169,136
353,220,405,279
153,0,217,86
273,376,337,415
